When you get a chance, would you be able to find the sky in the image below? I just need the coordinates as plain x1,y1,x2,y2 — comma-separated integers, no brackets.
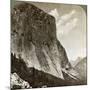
13,1,87,61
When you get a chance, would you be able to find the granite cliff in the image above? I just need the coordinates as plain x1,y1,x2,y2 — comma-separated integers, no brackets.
11,2,83,89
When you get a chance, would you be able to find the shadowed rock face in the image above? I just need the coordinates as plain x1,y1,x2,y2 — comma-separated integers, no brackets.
11,2,74,84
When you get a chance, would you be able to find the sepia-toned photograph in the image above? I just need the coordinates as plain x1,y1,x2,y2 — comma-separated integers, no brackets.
11,0,87,89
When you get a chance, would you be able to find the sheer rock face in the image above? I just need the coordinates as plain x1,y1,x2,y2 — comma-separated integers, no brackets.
11,2,72,79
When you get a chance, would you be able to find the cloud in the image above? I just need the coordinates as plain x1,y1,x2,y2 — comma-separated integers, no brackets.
49,9,76,25
48,8,59,21
61,10,76,21
56,10,78,38
56,17,78,37
48,9,78,38
57,10,76,26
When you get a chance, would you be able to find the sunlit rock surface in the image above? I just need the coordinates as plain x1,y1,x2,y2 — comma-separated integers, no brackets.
11,73,31,89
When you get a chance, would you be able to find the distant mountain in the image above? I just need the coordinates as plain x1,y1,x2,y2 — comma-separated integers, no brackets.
75,57,87,83
70,57,87,84
70,57,83,67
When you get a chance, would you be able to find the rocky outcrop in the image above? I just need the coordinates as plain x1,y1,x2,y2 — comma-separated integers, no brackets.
11,72,31,89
